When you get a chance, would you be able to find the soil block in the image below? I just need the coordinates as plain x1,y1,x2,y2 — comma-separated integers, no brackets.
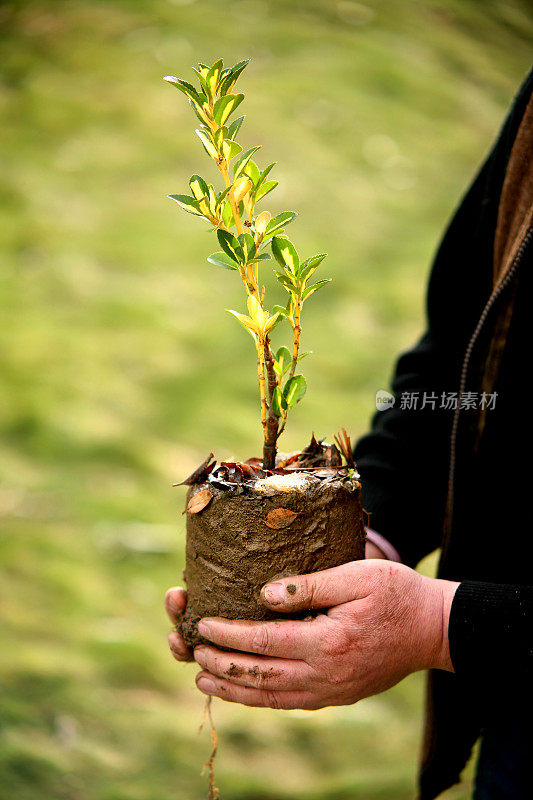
178,471,365,649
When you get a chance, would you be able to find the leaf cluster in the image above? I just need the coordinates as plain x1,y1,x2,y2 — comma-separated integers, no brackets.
165,58,331,451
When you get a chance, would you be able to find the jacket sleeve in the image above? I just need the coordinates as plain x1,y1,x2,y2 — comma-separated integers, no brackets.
449,581,533,681
353,70,533,568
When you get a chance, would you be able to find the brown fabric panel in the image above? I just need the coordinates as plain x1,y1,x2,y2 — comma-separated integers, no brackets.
477,94,533,442
493,93,533,284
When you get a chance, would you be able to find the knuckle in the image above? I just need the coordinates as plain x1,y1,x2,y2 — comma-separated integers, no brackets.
304,577,318,607
322,628,351,658
251,626,272,654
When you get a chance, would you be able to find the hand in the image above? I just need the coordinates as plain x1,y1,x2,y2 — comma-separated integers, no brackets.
165,539,385,662
191,561,459,710
165,587,193,662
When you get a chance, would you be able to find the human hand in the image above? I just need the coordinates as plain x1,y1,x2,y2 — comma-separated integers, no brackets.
166,587,193,662
191,560,459,710
166,542,382,663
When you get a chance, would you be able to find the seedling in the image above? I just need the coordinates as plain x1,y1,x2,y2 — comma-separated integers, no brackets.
164,58,330,469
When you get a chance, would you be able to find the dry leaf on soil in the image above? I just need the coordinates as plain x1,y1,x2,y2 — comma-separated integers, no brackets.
265,508,300,529
183,489,213,515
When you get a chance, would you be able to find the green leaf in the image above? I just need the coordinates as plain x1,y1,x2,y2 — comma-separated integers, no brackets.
248,252,271,264
207,251,239,270
226,308,257,340
302,278,331,300
238,232,257,262
272,304,288,318
254,179,278,202
265,211,297,236
298,253,327,280
213,126,227,150
168,194,206,217
195,129,218,159
272,236,299,274
205,58,224,98
217,229,244,262
283,374,307,408
189,174,210,201
163,76,204,106
267,311,282,334
274,271,297,291
222,200,234,227
228,115,245,140
243,159,260,187
271,386,288,415
213,93,244,125
218,67,232,86
216,186,232,208
221,139,243,161
207,184,217,215
191,67,211,97
233,146,261,179
256,162,276,187
219,59,250,95
274,346,292,378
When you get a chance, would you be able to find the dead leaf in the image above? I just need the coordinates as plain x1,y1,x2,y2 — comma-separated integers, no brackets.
276,452,302,469
174,453,216,486
182,489,213,515
334,427,356,469
265,508,301,529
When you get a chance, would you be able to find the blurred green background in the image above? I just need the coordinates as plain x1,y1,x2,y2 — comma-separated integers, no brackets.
1,1,531,798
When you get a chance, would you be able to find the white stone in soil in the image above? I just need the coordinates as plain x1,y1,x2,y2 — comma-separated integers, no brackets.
253,472,315,494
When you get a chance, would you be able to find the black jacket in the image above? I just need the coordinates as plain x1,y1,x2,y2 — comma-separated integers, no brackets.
354,67,533,799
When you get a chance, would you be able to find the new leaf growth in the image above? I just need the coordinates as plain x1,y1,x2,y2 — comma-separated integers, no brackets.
165,58,331,469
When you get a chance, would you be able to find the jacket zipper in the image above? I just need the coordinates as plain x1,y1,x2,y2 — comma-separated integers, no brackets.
445,225,533,536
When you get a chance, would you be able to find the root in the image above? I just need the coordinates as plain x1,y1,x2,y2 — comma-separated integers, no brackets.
198,696,219,799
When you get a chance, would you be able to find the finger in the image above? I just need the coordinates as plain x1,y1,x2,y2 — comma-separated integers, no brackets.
195,670,319,710
197,615,327,659
165,587,187,625
168,631,193,663
193,645,313,690
260,560,382,612
365,540,388,560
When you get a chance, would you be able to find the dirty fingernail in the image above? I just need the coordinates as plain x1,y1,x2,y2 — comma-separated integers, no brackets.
197,677,216,694
167,596,182,614
263,582,286,604
197,621,211,639
194,648,207,667
168,634,185,654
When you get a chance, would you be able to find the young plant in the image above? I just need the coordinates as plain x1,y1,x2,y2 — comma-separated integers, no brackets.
165,58,330,470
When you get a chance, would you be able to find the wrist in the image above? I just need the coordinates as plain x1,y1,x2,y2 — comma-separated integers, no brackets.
434,578,460,672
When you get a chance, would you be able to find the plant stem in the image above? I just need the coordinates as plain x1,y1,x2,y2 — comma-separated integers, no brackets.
208,109,275,462
264,337,277,404
263,336,279,470
256,340,268,434
288,299,302,383
219,160,244,236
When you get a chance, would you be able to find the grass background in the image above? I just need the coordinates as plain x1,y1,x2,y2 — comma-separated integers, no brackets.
1,1,531,798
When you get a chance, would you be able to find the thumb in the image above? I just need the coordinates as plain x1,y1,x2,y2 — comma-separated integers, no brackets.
260,560,380,611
